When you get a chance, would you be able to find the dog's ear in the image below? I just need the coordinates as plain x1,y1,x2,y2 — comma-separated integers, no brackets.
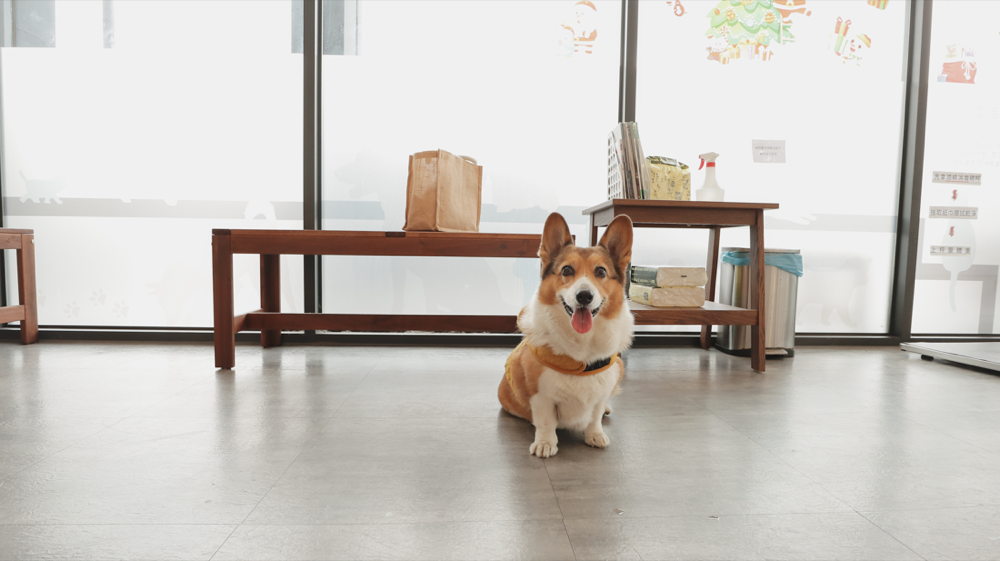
598,214,633,279
539,213,574,277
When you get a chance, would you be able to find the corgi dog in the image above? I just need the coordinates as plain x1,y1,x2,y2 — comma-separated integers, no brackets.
499,212,634,458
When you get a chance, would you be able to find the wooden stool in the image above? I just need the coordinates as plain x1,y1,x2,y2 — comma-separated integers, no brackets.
0,229,39,344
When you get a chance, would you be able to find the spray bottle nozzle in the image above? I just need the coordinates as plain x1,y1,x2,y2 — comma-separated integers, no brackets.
698,152,719,171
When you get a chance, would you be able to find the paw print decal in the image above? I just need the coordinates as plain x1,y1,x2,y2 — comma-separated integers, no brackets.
113,301,129,318
64,301,80,318
90,289,107,306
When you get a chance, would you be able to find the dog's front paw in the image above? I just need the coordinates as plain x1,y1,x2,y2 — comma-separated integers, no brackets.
529,440,558,458
585,431,610,448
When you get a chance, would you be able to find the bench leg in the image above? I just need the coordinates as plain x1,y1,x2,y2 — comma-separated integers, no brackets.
260,254,282,348
750,213,766,373
700,226,721,350
17,234,38,345
213,233,236,369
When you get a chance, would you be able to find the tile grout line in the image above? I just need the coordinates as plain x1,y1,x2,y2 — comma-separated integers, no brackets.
654,371,862,514
854,510,931,561
0,418,127,485
634,370,931,558
541,457,578,561
208,359,378,561
689,384,931,561
0,348,212,483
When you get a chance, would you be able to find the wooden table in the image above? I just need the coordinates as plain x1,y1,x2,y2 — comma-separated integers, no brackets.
0,228,38,344
582,200,778,372
212,229,546,369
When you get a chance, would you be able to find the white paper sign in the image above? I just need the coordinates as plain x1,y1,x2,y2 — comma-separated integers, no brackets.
752,140,786,163
929,206,978,219
930,245,972,255
932,171,982,185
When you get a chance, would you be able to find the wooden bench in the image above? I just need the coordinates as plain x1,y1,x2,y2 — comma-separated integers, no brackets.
211,229,546,369
0,228,39,344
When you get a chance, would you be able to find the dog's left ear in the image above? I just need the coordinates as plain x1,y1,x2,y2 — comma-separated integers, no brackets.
598,214,633,279
539,212,574,277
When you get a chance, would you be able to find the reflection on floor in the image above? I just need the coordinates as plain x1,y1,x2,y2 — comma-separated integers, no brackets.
1,341,999,560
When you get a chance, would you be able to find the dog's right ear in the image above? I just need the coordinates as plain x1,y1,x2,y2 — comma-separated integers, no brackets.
539,212,574,277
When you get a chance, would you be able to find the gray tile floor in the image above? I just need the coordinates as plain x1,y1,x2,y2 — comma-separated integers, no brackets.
1,341,999,560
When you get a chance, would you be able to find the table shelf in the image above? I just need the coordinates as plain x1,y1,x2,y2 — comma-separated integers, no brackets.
583,199,777,372
629,301,758,326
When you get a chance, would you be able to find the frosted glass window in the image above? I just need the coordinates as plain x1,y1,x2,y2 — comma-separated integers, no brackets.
635,0,908,333
2,0,304,327
911,0,1000,335
321,0,621,316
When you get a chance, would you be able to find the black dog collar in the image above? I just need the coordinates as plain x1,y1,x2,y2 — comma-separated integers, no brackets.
584,356,614,372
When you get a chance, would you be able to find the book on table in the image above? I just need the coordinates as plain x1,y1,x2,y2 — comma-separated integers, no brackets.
627,265,708,308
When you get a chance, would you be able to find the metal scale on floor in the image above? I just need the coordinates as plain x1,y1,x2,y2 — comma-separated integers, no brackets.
901,343,1000,373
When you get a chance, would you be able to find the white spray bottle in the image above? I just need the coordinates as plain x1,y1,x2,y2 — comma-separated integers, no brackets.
696,152,725,202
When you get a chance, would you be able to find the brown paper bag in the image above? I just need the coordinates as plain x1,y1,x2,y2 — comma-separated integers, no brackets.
403,149,483,232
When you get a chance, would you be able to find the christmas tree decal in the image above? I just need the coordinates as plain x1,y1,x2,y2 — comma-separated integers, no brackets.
705,0,810,64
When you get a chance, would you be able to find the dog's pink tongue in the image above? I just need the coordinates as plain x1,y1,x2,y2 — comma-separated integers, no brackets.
571,308,593,334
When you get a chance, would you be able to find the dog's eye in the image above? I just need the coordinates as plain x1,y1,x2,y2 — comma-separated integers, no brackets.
595,267,607,278
561,265,574,276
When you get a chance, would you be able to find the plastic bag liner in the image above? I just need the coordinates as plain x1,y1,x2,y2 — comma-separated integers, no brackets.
722,251,803,277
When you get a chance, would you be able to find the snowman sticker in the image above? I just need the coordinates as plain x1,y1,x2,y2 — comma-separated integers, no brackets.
842,34,871,66
557,1,598,56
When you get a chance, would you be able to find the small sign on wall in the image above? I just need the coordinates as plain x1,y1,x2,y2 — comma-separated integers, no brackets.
752,140,786,163
932,172,982,185
930,245,972,255
929,206,978,219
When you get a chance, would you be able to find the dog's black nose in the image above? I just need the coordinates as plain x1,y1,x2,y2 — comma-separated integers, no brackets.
576,289,594,305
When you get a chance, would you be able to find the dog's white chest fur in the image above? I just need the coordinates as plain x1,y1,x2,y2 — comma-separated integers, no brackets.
536,362,622,432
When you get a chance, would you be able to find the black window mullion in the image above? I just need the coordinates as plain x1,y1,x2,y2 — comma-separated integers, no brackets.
890,0,934,341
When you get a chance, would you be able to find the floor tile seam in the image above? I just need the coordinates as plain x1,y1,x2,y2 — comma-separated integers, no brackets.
706,405,861,514
111,375,217,421
324,364,377,420
541,458,578,561
210,420,331,561
0,416,131,484
0,523,241,527
211,517,577,528
326,415,520,421
854,510,931,561
856,502,1000,514
887,412,1000,457
208,524,241,561
559,510,904,522
213,363,378,555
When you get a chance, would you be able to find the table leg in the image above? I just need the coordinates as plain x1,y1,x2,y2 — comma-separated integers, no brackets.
589,214,598,247
260,254,282,348
16,234,38,345
213,233,236,369
750,212,766,373
699,227,721,350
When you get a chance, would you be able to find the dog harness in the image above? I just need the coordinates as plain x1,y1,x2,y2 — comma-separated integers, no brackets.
527,342,619,376
505,338,618,386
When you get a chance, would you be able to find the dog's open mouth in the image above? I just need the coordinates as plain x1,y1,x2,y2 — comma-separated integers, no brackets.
562,298,600,334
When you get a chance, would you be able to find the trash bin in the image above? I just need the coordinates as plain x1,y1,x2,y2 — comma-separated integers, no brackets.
716,247,802,357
